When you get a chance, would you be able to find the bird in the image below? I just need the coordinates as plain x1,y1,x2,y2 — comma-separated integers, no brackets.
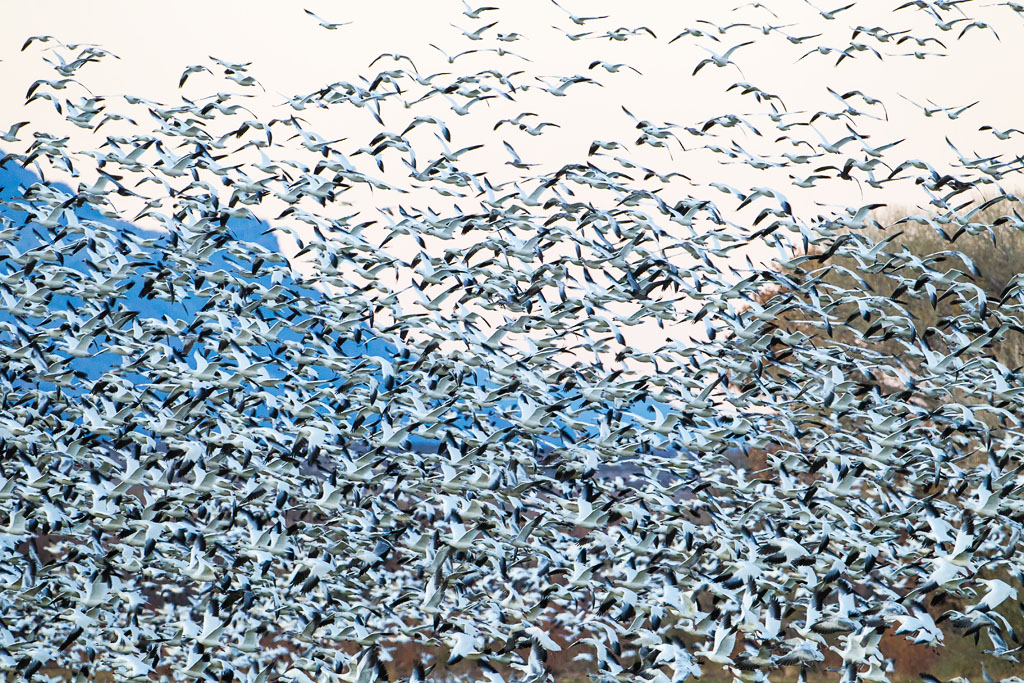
979,125,1024,139
588,60,642,75
461,0,499,18
693,41,754,76
451,21,499,40
429,43,485,64
804,0,856,20
368,52,419,72
899,94,978,119
178,64,212,88
20,34,61,51
303,8,353,29
0,121,29,143
551,0,608,25
2,5,1023,683
502,141,536,169
810,124,863,154
533,74,601,97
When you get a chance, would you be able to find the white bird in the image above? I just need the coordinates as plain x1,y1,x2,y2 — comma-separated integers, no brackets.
0,121,29,142
804,0,855,20
461,0,498,18
304,8,352,29
970,579,1018,613
446,629,486,665
451,21,498,40
693,41,754,76
980,125,1024,140
551,0,608,25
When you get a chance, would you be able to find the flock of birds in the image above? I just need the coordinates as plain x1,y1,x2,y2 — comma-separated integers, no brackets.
4,0,1024,681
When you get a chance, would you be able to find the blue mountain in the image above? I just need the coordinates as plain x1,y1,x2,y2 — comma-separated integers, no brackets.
0,158,686,453
0,158,394,393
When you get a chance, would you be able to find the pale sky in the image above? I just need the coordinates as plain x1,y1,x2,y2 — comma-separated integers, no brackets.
4,0,1020,201
2,0,1022,353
